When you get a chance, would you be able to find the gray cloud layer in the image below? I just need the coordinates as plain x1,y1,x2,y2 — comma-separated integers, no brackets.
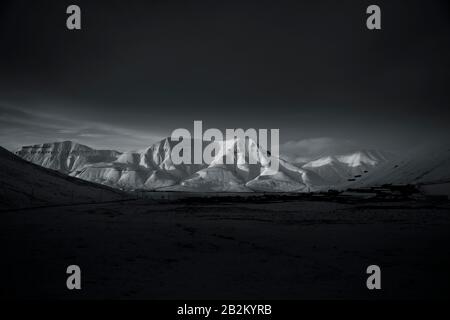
0,104,163,151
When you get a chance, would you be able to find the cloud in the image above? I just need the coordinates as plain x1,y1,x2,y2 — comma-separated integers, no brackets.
0,104,366,160
0,104,164,151
280,137,361,163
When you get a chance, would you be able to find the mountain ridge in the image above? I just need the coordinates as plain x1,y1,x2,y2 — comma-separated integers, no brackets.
13,139,448,193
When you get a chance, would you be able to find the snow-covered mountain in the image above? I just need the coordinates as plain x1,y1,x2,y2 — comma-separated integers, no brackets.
161,138,328,192
72,138,206,190
0,147,125,210
14,139,449,194
14,138,330,192
302,150,393,187
351,144,450,195
15,141,121,174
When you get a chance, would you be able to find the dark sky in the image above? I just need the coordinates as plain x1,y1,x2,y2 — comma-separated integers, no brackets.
0,0,449,155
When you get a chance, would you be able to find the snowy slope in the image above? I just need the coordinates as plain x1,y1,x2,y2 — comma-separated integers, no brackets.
138,137,206,179
154,138,265,192
353,144,450,187
172,166,252,192
15,141,121,173
0,147,126,210
66,138,205,191
302,150,393,187
167,137,329,192
185,137,265,192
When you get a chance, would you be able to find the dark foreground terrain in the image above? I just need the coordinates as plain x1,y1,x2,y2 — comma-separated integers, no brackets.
1,198,450,299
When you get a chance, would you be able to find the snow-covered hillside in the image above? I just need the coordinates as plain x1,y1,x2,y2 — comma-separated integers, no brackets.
351,144,450,195
0,147,126,209
302,150,393,187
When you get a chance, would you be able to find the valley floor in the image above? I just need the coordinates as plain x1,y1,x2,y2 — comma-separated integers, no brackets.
1,198,450,299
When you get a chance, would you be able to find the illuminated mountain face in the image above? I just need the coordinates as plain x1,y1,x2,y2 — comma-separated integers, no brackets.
13,138,401,192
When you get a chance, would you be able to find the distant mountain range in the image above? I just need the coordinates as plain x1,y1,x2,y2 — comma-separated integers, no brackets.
12,138,404,193
303,150,393,187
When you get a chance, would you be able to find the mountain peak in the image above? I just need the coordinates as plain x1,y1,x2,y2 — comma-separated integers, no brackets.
15,141,120,173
